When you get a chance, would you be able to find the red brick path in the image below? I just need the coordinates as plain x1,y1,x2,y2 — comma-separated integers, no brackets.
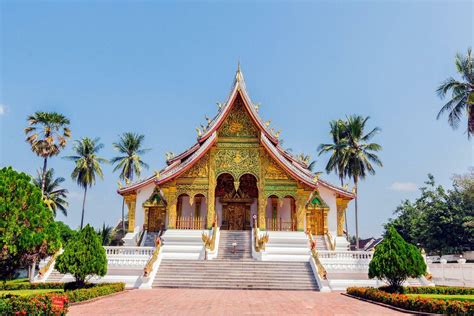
68,288,403,315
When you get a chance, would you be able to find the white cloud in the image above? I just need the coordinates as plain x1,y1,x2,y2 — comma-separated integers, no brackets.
390,182,418,192
0,104,5,115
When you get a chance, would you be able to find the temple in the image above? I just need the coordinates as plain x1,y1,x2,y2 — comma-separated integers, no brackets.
37,66,432,291
118,65,354,250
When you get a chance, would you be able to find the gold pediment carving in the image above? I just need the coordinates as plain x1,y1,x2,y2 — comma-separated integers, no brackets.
218,97,258,138
182,153,209,178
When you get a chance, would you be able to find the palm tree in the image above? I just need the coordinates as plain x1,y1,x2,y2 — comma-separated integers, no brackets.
437,48,474,137
342,115,383,249
318,120,351,235
111,132,150,232
24,112,71,194
318,120,348,186
65,137,107,229
97,223,113,246
33,168,69,217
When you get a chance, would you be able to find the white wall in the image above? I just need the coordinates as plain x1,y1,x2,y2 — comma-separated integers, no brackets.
319,186,338,235
135,184,155,233
178,195,194,217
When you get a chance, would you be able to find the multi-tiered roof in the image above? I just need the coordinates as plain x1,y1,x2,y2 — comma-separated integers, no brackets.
118,66,354,199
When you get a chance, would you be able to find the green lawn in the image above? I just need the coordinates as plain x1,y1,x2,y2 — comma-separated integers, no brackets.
0,289,64,297
407,294,474,302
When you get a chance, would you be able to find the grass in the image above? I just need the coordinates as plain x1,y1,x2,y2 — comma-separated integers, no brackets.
0,289,64,297
406,293,474,302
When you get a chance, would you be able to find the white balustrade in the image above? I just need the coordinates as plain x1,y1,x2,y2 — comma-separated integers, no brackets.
318,250,374,272
104,246,154,268
104,246,154,256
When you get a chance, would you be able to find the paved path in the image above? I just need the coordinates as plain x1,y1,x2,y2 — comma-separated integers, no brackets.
68,289,403,315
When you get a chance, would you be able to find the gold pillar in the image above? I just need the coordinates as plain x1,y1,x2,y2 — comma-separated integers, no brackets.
163,185,177,229
124,194,137,233
323,209,329,234
258,193,267,229
207,148,216,229
336,198,349,236
296,189,308,231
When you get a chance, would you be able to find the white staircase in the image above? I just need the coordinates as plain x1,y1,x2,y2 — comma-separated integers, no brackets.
217,231,252,260
260,231,311,261
160,229,207,260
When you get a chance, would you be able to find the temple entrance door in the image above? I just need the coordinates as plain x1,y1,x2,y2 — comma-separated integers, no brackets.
222,203,250,230
148,207,166,232
306,209,324,235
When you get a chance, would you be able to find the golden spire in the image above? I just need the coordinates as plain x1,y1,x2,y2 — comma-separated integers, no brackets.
236,61,243,82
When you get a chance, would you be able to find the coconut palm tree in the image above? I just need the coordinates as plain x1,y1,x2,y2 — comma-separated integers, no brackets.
65,137,107,229
342,115,382,249
24,112,71,194
110,132,150,232
33,168,68,217
437,48,474,138
97,223,113,246
318,120,348,186
318,119,351,235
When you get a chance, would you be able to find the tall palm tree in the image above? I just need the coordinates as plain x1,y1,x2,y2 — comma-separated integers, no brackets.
97,223,113,246
318,120,351,236
33,168,69,217
318,120,348,186
24,112,71,194
110,132,150,232
437,48,474,138
65,137,107,229
342,115,383,249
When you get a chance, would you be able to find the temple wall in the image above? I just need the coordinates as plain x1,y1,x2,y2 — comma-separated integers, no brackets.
216,199,223,226
319,186,338,235
250,200,257,227
135,184,155,232
280,198,292,221
179,196,194,217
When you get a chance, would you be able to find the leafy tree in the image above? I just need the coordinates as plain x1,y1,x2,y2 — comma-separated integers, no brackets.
55,221,77,246
437,48,474,138
96,223,113,246
0,167,61,281
64,138,107,229
368,226,426,291
24,112,71,194
111,132,150,232
33,168,68,216
387,174,473,255
55,224,107,286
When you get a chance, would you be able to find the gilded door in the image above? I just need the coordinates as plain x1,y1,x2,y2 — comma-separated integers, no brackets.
148,207,165,232
223,203,248,230
306,209,324,235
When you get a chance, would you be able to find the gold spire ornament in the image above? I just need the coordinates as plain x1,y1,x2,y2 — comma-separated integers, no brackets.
236,61,243,82
196,127,202,137
275,130,281,138
265,120,271,127
205,115,212,125
154,170,160,179
254,103,261,112
117,181,123,189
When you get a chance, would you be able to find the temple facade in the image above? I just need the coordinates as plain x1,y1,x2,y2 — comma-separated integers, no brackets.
118,67,354,250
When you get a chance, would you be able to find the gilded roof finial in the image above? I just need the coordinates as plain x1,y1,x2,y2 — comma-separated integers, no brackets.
196,127,202,137
236,61,243,82
265,120,271,127
154,170,160,179
275,130,281,138
254,103,260,112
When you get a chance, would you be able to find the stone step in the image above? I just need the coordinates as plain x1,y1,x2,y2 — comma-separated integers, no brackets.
153,282,319,291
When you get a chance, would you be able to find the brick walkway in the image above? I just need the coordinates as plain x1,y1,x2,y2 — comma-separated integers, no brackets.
68,289,403,315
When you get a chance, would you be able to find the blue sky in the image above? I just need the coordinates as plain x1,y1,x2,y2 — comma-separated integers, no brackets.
0,1,472,237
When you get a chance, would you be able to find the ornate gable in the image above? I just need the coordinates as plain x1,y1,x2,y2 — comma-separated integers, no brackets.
218,94,259,138
181,153,209,178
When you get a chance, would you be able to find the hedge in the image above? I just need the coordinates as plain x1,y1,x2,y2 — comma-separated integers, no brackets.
347,287,474,314
64,283,125,303
0,282,125,315
402,286,474,295
0,282,65,291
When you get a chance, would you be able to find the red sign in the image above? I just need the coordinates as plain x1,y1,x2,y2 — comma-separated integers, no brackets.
51,296,65,309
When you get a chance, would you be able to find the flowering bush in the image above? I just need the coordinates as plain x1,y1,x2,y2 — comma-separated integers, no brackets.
347,287,474,314
0,294,68,315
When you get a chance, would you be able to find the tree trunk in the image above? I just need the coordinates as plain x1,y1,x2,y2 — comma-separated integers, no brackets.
354,179,359,250
340,177,349,237
28,258,37,282
468,103,474,137
121,198,125,232
41,157,48,194
80,186,88,229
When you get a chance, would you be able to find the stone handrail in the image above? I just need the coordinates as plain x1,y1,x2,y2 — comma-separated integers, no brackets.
105,246,154,256
307,231,327,280
317,250,373,261
253,218,269,252
38,249,61,278
326,232,335,250
144,238,162,277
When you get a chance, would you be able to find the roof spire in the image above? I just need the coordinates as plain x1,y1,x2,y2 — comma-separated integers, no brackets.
236,60,244,82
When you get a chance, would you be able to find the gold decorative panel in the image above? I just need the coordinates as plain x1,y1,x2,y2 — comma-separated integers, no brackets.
218,97,258,138
215,148,260,180
182,153,209,178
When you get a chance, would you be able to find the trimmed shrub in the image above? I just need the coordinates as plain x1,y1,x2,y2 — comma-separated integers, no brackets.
402,286,474,295
64,283,125,303
55,225,107,286
347,287,474,314
0,282,65,291
369,226,426,291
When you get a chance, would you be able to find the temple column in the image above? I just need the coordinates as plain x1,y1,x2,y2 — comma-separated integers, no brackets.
207,148,216,229
296,189,308,231
336,198,349,237
323,208,329,234
257,193,266,230
163,185,177,229
124,194,137,233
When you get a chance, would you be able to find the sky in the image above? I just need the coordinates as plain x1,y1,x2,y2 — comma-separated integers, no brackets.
0,0,473,238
